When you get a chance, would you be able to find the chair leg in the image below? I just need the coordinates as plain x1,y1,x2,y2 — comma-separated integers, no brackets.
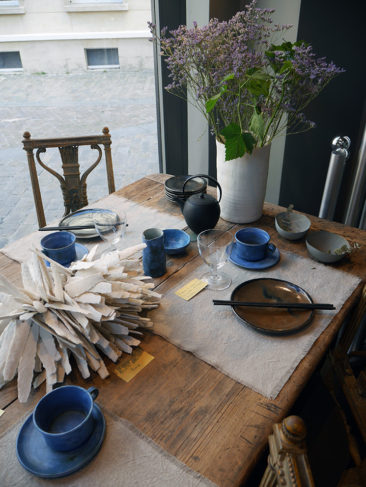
25,148,46,228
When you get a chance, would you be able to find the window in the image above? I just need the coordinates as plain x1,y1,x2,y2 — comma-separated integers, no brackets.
85,48,119,69
0,0,24,14
0,51,22,70
64,0,127,12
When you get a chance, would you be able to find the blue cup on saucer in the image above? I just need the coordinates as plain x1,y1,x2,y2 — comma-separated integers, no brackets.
41,231,76,266
235,228,276,262
33,385,99,452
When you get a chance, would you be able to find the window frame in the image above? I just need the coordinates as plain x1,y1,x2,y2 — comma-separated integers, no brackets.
0,0,24,14
0,50,23,71
64,0,128,12
85,47,120,70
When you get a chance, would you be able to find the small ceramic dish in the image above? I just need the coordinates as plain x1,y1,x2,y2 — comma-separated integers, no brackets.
275,211,311,240
306,230,351,263
163,229,190,255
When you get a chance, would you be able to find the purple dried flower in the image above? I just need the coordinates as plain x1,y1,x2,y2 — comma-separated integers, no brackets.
148,0,344,157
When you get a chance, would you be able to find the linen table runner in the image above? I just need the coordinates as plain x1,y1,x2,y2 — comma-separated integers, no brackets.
0,408,217,487
1,194,185,264
150,250,360,399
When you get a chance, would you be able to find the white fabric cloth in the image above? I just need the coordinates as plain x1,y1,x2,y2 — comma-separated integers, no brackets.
150,251,360,399
2,194,185,263
0,408,217,487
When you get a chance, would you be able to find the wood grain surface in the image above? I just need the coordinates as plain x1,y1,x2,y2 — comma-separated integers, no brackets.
1,174,366,486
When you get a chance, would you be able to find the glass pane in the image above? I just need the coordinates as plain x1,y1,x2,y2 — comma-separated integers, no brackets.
0,51,22,69
86,48,119,67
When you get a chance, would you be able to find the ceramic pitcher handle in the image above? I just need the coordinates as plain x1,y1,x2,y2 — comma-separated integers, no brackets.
182,174,222,203
88,386,99,401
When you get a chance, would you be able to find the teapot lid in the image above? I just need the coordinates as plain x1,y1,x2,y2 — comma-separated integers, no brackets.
187,193,218,206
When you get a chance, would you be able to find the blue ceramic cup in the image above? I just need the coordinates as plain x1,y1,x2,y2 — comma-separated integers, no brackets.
33,385,99,452
41,231,76,266
235,228,276,261
142,228,166,277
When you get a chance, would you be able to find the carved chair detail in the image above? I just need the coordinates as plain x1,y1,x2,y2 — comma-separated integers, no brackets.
23,127,116,228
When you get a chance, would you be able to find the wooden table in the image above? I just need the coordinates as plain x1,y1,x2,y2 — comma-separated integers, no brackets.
1,174,366,486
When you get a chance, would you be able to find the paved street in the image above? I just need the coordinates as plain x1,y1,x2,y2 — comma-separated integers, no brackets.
0,69,158,247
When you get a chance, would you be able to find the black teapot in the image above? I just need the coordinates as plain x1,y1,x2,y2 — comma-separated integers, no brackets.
178,174,222,235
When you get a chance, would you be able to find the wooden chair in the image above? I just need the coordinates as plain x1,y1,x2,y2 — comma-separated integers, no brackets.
260,415,315,487
22,127,116,228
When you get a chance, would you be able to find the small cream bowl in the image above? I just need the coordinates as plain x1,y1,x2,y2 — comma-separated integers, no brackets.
275,211,311,240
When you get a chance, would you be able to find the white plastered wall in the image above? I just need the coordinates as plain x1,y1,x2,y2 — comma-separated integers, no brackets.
0,0,153,73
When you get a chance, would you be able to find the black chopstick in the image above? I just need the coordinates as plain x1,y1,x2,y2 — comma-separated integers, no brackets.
212,300,335,310
39,225,96,231
38,223,127,231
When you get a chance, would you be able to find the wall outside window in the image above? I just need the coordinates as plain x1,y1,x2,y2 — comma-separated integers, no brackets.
0,0,153,73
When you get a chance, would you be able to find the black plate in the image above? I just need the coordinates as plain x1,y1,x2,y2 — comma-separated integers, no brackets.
165,175,207,194
230,278,314,336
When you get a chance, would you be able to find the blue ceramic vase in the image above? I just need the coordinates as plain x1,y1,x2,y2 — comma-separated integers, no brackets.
142,228,166,277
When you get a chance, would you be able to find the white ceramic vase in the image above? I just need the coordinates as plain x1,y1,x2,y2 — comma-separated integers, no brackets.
216,140,271,223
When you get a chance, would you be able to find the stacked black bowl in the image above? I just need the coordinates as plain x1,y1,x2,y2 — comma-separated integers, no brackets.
164,175,207,204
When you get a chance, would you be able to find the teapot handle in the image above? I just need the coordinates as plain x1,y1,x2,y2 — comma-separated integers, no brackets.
182,174,222,203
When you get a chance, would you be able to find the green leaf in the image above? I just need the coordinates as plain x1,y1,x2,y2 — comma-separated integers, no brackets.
220,123,241,138
220,73,235,84
242,132,256,154
222,130,257,161
224,135,245,161
246,76,270,98
249,111,265,141
279,60,293,74
205,93,221,113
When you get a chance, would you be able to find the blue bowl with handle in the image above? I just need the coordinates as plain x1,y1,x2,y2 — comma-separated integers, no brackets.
163,229,190,255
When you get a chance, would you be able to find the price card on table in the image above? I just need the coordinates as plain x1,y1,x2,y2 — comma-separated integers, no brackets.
175,278,208,300
114,348,154,382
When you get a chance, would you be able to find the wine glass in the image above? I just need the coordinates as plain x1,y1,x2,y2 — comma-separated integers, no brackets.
197,229,233,290
93,209,127,252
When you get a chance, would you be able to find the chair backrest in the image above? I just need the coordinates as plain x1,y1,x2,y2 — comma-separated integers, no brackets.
260,415,315,487
23,127,116,228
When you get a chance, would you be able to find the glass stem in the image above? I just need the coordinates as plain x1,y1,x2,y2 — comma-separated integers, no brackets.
210,266,219,281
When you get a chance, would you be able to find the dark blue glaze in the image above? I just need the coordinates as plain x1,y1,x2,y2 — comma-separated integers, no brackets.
41,231,76,265
44,242,88,267
163,229,190,255
33,386,98,452
230,243,280,270
142,228,166,277
235,228,273,262
16,404,105,478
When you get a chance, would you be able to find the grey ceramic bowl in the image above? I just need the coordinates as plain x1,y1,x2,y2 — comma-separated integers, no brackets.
163,229,190,255
306,230,351,263
275,211,311,240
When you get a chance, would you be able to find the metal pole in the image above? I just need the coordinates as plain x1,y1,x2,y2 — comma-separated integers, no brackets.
319,136,350,220
344,124,366,227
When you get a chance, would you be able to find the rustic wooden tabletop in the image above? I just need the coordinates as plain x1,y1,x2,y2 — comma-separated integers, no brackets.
1,173,365,486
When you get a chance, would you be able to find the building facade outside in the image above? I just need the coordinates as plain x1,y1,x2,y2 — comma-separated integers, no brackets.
0,0,153,73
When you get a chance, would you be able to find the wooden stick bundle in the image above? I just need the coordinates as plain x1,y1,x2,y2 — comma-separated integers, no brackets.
0,243,161,402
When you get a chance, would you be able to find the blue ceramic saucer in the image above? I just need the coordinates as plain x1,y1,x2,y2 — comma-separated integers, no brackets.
44,243,88,268
229,242,280,270
16,404,105,478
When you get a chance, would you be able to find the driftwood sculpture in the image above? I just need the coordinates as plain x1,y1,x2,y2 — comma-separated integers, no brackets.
0,244,160,402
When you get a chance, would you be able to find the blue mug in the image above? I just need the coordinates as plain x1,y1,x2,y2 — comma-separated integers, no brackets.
235,227,276,261
142,228,166,278
41,231,76,266
33,385,99,452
